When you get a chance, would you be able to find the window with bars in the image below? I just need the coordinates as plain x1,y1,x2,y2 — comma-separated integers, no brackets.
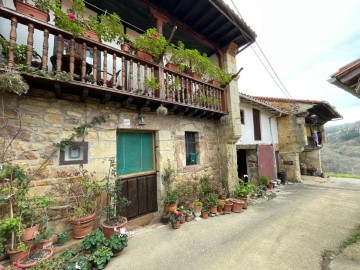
185,132,198,166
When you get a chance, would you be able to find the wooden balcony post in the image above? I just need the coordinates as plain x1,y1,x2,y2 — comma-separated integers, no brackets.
41,29,49,70
103,50,107,88
93,47,97,84
26,23,34,67
112,53,116,88
55,34,63,73
8,17,18,68
81,42,86,82
69,39,75,80
121,56,125,91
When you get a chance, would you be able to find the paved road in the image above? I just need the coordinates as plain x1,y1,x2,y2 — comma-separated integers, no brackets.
107,177,360,270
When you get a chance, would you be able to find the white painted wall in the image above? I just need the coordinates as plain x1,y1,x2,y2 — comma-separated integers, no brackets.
237,102,279,145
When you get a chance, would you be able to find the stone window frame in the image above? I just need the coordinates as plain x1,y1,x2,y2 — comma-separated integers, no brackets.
185,132,199,166
59,142,88,165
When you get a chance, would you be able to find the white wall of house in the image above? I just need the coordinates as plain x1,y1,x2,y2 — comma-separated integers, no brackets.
237,102,279,145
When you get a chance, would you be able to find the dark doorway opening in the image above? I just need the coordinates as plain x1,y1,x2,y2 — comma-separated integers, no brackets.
237,150,247,179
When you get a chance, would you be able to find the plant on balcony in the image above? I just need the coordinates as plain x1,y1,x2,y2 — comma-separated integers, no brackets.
51,0,125,43
0,70,29,95
185,49,212,79
15,0,53,13
144,76,160,95
132,28,168,60
167,41,187,72
0,37,40,66
209,64,232,86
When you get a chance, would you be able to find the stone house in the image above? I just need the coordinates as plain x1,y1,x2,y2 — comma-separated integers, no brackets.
236,93,287,184
248,96,342,182
0,0,256,227
328,58,360,99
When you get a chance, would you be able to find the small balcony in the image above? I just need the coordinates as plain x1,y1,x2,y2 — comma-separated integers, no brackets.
0,6,227,119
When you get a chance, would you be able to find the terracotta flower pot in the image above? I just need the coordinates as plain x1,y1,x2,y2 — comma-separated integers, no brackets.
217,206,223,213
180,215,186,224
101,217,127,239
201,212,209,219
194,205,202,214
84,30,99,42
165,203,177,213
219,194,227,200
209,206,218,214
231,199,244,213
13,0,50,22
224,202,233,212
173,221,181,229
166,63,180,72
187,201,195,209
267,183,274,190
121,43,131,52
22,224,39,241
39,237,54,249
70,212,97,239
209,80,220,87
16,248,53,269
241,197,248,209
7,248,29,264
136,50,153,62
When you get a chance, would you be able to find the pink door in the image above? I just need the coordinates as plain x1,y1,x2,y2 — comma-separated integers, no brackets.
258,145,276,180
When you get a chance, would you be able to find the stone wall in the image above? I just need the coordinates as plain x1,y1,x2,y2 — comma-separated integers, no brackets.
300,149,322,173
0,89,224,230
246,149,258,184
276,114,307,182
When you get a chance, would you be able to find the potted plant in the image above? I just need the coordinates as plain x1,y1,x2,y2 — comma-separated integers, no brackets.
80,229,106,253
105,231,128,256
144,76,160,96
260,175,270,190
16,248,53,269
64,253,90,270
233,182,249,209
68,169,103,239
0,164,32,263
156,104,168,116
217,199,225,213
34,216,55,249
169,211,182,229
223,199,233,213
247,183,257,198
184,49,212,79
163,189,179,213
56,231,69,246
132,28,168,61
13,0,51,22
201,207,209,219
161,160,178,213
101,158,130,239
209,64,232,87
203,193,219,215
88,246,113,270
166,41,187,72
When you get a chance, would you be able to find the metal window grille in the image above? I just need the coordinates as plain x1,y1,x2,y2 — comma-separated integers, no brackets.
185,132,197,165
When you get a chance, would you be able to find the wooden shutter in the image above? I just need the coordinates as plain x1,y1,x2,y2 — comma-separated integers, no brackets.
253,108,261,141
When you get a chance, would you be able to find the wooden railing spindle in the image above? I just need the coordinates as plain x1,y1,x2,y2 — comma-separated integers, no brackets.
8,17,18,68
112,53,116,88
69,39,75,80
103,50,107,87
81,42,86,82
26,23,34,67
41,29,49,70
93,47,97,84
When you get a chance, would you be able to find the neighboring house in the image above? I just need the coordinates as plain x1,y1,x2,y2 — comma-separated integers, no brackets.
247,96,342,182
328,58,360,99
0,0,256,224
237,93,286,184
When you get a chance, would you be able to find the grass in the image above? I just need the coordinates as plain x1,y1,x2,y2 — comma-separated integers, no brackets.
342,225,360,247
327,173,360,179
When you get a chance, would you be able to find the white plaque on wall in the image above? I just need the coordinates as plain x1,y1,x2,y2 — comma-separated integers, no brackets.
124,119,131,126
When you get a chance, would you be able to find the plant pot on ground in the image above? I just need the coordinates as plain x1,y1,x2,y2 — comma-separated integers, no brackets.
201,208,209,219
223,200,233,213
56,231,69,246
101,158,130,239
67,167,103,239
231,198,245,213
233,181,249,209
204,193,219,214
16,248,53,269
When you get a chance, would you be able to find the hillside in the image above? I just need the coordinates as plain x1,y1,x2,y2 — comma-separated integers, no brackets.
322,121,360,175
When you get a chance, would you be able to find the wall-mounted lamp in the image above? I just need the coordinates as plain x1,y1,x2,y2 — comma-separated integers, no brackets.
138,112,145,125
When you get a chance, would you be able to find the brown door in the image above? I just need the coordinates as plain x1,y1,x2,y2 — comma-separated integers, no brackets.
258,145,276,180
116,131,157,219
120,174,157,219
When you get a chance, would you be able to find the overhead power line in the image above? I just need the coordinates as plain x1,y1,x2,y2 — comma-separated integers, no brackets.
229,0,294,100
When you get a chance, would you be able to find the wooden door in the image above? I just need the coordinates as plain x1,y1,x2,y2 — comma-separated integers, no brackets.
257,145,276,180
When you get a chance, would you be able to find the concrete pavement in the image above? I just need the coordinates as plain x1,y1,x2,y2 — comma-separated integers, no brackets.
107,177,360,270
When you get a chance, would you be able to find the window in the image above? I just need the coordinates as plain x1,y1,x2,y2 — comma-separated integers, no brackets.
117,131,155,176
240,110,245,124
59,142,88,165
253,108,261,140
185,132,198,165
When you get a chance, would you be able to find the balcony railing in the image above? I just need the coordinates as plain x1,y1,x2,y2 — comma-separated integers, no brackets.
0,6,227,119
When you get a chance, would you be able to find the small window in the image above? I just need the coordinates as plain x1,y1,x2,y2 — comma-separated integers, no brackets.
240,110,245,125
185,132,198,166
59,142,88,165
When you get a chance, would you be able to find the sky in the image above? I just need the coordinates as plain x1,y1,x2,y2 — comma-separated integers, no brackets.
224,0,360,126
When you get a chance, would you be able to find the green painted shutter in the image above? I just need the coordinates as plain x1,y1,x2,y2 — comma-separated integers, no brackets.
117,132,154,175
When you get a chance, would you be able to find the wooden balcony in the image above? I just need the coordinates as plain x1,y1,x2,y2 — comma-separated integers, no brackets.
0,6,227,119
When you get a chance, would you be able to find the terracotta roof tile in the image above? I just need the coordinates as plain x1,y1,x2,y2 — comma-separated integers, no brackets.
331,58,360,78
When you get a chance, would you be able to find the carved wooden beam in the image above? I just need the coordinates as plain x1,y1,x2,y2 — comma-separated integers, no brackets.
101,92,111,104
80,87,89,102
121,97,133,106
169,105,178,113
54,83,61,98
136,100,150,110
